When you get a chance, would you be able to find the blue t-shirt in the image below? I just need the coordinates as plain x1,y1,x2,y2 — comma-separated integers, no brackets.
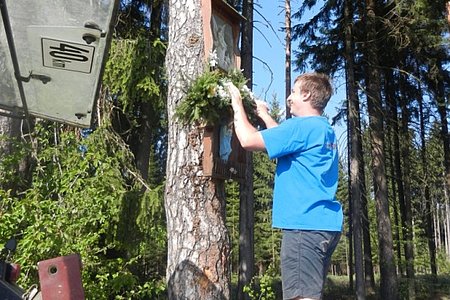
260,116,343,231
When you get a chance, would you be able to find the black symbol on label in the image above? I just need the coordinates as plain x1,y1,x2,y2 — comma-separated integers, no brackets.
49,43,89,62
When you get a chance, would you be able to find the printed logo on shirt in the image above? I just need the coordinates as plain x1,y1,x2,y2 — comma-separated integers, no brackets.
326,142,337,150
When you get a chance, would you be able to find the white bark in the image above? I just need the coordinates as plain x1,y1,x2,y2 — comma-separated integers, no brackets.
164,0,231,298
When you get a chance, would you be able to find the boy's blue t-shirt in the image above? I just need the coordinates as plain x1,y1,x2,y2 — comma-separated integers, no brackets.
260,116,343,231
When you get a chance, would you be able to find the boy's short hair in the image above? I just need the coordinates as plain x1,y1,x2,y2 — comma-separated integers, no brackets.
294,73,333,112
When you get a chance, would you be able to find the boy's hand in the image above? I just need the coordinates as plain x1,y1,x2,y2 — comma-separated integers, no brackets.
225,82,242,109
255,100,269,118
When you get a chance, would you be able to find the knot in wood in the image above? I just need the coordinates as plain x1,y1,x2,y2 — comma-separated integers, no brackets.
187,34,200,47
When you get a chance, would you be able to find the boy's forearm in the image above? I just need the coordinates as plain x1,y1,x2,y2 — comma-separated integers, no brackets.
227,82,266,150
259,113,278,129
232,102,258,147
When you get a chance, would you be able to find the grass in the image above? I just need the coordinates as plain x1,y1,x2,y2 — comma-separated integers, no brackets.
235,274,450,299
323,274,450,300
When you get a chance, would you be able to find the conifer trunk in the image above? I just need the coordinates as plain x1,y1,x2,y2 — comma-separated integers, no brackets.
435,61,450,220
135,0,163,181
344,0,365,297
364,0,398,298
237,1,254,299
399,68,415,299
418,90,437,276
385,69,404,278
285,0,291,119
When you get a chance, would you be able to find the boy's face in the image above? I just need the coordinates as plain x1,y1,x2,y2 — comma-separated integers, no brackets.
287,80,308,117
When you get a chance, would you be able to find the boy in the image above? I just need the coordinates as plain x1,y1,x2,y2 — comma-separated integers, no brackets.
227,73,342,300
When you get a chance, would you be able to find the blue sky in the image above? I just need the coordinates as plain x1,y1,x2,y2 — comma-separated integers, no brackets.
252,0,348,147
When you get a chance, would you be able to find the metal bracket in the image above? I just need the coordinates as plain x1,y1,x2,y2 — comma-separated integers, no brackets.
84,21,106,37
16,72,51,84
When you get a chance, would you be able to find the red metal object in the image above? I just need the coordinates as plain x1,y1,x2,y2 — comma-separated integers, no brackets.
6,263,20,283
38,253,85,300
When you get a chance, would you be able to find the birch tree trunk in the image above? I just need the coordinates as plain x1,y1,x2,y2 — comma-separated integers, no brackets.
165,0,231,298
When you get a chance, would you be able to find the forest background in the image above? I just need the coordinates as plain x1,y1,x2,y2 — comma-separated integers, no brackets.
1,0,450,299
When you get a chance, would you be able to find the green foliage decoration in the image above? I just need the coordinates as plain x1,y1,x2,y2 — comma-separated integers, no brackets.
175,67,258,126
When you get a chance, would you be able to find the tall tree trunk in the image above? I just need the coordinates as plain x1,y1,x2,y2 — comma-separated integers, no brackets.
344,0,365,298
346,126,354,292
435,61,450,222
135,0,164,180
446,192,450,258
385,69,406,279
433,210,438,251
388,137,403,276
384,72,402,275
285,0,291,119
398,69,415,299
165,1,230,298
237,1,254,299
418,90,437,276
361,162,375,293
365,0,398,298
435,60,450,260
354,1,376,292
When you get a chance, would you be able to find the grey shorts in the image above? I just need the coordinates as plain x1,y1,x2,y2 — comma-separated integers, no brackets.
280,230,341,300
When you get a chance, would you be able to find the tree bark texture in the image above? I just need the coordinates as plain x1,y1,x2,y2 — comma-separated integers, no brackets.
364,0,398,298
165,1,231,299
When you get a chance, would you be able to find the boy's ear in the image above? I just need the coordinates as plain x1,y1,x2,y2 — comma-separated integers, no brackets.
302,91,312,101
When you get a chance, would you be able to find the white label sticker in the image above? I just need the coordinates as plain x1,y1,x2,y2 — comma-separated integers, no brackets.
42,38,95,73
